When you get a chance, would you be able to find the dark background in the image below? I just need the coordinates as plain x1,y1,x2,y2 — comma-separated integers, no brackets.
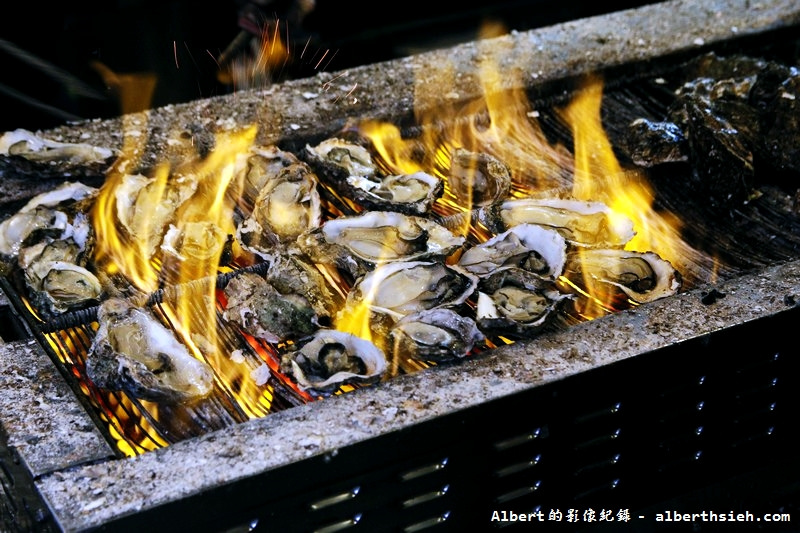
0,0,660,133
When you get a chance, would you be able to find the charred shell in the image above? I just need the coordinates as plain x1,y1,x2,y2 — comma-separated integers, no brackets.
476,268,572,338
458,223,567,280
298,211,465,279
280,328,387,395
563,248,681,304
86,297,215,403
478,198,636,248
448,148,512,207
339,260,478,322
388,308,485,362
222,271,320,344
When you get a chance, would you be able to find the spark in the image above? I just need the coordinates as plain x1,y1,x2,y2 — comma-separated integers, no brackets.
314,49,329,70
174,41,179,69
206,49,221,69
300,37,311,59
322,72,346,92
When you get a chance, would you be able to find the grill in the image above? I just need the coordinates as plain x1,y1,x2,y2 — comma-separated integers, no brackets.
3,0,800,531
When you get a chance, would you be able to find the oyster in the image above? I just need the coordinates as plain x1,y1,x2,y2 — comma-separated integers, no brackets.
476,268,572,338
160,221,231,267
237,145,300,211
305,137,442,215
281,328,387,395
114,172,198,260
236,162,322,255
339,260,478,322
0,181,98,257
478,198,636,248
449,148,511,207
388,308,485,362
263,252,343,319
457,223,567,280
22,239,103,316
86,297,215,403
298,211,465,279
0,129,114,165
222,271,320,344
305,137,377,178
562,248,681,304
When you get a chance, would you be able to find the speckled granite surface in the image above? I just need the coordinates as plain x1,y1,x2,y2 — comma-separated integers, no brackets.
1,0,800,530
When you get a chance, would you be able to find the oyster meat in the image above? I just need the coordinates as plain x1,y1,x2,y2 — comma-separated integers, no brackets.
298,211,465,279
478,198,636,248
86,297,215,403
305,137,377,178
280,328,387,395
476,268,572,338
449,148,511,207
389,308,485,362
236,145,300,211
562,248,682,304
458,223,567,280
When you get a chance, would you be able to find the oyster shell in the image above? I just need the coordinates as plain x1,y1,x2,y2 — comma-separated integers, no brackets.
563,248,682,304
86,297,215,403
476,268,572,338
388,308,485,362
478,198,636,248
449,148,511,207
0,181,98,257
222,271,320,344
298,211,465,279
280,328,387,395
339,260,478,322
236,162,322,255
114,172,198,259
263,252,343,319
305,138,442,215
457,223,567,280
0,129,114,165
237,145,300,211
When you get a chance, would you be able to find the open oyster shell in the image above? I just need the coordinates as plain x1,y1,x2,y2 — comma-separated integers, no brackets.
298,211,465,279
305,138,443,215
562,248,682,304
280,328,387,395
0,129,115,179
86,297,215,403
339,260,478,322
457,223,567,280
236,162,322,255
389,308,485,362
478,198,636,248
448,148,512,207
236,145,301,212
476,268,572,338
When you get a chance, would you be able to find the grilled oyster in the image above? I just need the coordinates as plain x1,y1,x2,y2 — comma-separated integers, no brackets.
305,137,442,215
298,211,465,279
389,308,485,362
458,223,567,280
280,328,387,395
222,271,320,344
478,198,636,248
114,172,198,260
86,297,215,403
0,181,98,257
237,145,300,211
21,239,103,317
0,129,115,180
236,162,322,255
263,252,343,319
562,248,682,304
449,148,511,207
476,268,571,338
339,260,478,322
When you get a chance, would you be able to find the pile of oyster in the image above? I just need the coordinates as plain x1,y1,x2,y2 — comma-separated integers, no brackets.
620,52,800,208
0,129,682,400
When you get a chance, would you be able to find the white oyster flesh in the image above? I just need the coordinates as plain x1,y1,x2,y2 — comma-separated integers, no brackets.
389,308,485,362
86,298,215,403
